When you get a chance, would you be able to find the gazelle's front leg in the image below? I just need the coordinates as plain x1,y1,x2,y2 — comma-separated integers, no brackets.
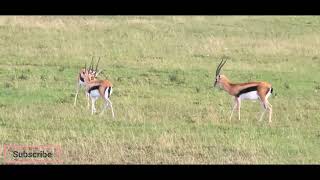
91,97,98,115
258,100,266,122
74,83,80,106
86,92,90,109
237,98,241,121
229,97,237,121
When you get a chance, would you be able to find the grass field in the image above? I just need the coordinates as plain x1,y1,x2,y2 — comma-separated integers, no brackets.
0,16,319,164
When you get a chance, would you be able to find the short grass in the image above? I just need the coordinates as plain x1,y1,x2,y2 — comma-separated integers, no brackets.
0,16,319,164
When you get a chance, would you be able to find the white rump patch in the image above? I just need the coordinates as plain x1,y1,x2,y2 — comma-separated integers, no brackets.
104,87,112,99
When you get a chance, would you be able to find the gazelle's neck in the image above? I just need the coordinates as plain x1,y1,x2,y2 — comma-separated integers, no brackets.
219,75,234,95
222,81,232,94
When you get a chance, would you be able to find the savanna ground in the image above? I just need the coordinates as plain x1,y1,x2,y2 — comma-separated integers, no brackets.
0,16,319,164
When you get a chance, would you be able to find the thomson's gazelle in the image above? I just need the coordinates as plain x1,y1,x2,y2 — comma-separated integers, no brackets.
83,67,115,118
73,57,104,107
213,58,273,123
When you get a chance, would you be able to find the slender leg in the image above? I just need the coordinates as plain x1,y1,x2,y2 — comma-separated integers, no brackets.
91,97,97,115
237,98,241,121
74,83,80,106
229,97,237,121
86,92,90,109
74,91,79,106
259,101,268,121
106,98,115,118
267,101,272,123
100,101,109,115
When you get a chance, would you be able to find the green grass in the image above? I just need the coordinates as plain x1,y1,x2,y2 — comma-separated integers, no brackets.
0,16,320,164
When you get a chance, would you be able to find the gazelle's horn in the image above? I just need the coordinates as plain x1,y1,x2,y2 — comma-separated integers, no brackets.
95,57,100,73
218,58,227,74
216,58,227,76
89,56,94,71
215,59,224,76
96,69,104,76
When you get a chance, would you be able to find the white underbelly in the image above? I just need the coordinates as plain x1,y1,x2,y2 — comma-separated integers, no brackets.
239,91,259,100
90,90,100,97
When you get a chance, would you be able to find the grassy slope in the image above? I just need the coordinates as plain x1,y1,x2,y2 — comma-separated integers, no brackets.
0,16,319,164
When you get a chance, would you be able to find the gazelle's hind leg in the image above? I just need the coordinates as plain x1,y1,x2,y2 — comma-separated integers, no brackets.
99,98,114,119
101,87,115,118
258,100,272,123
267,100,272,123
100,98,114,118
258,101,267,122
100,99,109,115
106,98,115,118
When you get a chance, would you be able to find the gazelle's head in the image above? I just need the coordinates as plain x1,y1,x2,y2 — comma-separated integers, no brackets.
82,57,104,81
213,58,228,88
82,66,95,83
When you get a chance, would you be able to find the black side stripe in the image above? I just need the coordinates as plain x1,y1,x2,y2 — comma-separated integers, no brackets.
79,73,84,82
236,86,258,97
88,85,100,93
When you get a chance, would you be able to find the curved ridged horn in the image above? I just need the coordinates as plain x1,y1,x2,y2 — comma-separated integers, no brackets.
216,58,227,76
215,60,223,76
95,57,100,73
89,57,94,71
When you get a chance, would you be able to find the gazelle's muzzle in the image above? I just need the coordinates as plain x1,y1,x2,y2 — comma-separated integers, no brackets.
214,80,217,88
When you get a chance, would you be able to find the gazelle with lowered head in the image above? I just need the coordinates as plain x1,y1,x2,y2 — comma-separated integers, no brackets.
82,63,115,118
213,58,273,123
73,57,104,107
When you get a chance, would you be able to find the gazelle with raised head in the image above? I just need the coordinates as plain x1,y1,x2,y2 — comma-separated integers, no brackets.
213,58,273,123
82,64,115,118
73,57,104,107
